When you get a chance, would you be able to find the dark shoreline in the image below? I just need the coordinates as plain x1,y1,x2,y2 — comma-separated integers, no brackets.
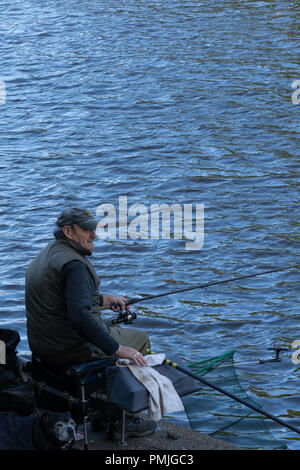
72,419,243,451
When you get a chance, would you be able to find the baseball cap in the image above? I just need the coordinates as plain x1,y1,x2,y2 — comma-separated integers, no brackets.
56,207,98,230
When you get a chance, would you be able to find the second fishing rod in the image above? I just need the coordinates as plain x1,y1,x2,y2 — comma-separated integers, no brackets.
111,263,299,324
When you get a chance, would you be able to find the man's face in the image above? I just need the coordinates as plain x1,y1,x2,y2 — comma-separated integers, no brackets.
66,224,96,251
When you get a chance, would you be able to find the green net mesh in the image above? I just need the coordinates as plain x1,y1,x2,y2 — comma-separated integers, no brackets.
181,350,288,450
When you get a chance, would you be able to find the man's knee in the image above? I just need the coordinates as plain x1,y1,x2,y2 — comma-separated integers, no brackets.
136,330,151,355
109,326,150,354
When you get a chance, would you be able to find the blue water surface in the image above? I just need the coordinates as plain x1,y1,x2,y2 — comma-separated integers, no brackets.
0,0,299,449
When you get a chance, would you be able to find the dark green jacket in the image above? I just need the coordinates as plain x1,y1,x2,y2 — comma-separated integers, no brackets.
25,239,112,364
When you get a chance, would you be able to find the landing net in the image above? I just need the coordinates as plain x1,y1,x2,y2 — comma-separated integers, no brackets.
181,350,288,450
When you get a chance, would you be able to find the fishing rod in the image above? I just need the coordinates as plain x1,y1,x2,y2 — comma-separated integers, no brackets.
146,349,300,437
125,264,299,306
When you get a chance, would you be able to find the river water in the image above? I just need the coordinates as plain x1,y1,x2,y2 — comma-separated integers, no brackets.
0,0,299,450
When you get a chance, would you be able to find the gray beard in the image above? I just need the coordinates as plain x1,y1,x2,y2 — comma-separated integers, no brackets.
54,230,92,256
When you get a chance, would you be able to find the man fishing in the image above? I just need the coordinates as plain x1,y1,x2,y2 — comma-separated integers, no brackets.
25,207,156,439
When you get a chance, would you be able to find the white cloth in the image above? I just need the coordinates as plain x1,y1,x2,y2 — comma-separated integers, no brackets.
117,354,184,421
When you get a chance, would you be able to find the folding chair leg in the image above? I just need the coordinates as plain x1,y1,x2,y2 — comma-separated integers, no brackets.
80,384,89,450
120,409,127,447
83,415,89,450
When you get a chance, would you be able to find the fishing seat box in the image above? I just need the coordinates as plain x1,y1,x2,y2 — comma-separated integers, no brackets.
104,353,201,413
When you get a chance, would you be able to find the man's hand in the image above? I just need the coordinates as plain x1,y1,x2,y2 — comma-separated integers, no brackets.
102,295,131,312
117,345,147,366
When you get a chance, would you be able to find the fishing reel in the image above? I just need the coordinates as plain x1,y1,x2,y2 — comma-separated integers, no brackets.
112,310,137,325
